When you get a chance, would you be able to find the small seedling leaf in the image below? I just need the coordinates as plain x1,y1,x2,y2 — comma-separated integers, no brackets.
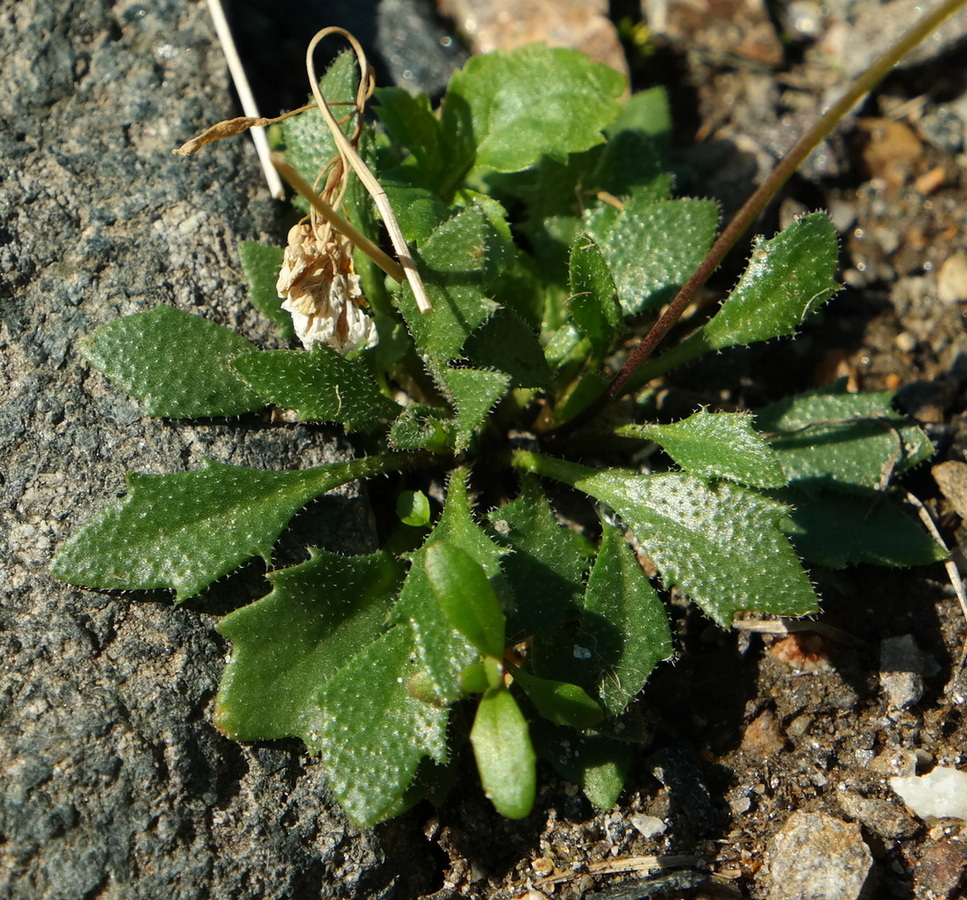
232,345,400,432
317,625,450,826
392,468,509,703
51,455,402,601
621,409,787,489
82,306,265,417
215,549,402,742
424,541,506,658
513,669,604,729
471,687,536,819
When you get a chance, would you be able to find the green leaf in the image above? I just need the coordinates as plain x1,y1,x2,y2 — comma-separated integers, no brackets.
580,519,672,717
395,204,505,362
317,626,450,826
513,669,604,729
757,381,934,492
584,197,719,315
392,468,509,703
215,549,402,742
782,489,946,568
700,213,839,350
397,490,432,528
424,541,506,658
389,405,456,451
374,87,445,181
51,454,405,601
238,241,291,338
462,308,552,390
439,44,625,189
438,366,511,452
382,176,451,244
82,306,265,417
513,452,819,627
531,719,630,809
232,346,400,433
471,687,536,819
488,476,593,639
620,409,787,489
280,50,359,191
568,234,623,359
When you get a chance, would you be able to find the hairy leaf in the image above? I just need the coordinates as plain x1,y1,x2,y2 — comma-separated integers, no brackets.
462,308,552,390
215,549,402,742
317,625,450,826
238,242,291,338
568,234,623,359
52,455,406,601
439,366,511,451
82,306,265,417
514,452,818,626
439,44,625,189
532,719,631,810
232,346,400,432
488,476,593,639
581,519,672,717
782,489,946,568
757,381,934,492
585,197,719,315
471,687,536,819
620,409,787,489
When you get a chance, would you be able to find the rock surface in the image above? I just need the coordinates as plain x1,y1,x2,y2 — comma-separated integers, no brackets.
0,2,428,897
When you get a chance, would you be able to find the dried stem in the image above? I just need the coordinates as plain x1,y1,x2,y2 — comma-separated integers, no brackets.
304,27,433,313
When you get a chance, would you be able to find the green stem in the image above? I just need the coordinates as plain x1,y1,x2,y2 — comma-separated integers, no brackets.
510,449,596,488
546,0,967,439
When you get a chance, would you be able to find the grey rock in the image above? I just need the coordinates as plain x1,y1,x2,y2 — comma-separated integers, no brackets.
766,810,873,900
0,1,430,898
880,635,925,711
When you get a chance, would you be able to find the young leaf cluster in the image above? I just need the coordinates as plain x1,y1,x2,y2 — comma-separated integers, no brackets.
53,44,941,824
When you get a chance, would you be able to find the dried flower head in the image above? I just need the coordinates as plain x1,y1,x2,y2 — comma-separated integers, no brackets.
277,221,378,353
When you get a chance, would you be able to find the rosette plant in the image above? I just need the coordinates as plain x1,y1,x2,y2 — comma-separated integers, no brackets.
52,9,959,824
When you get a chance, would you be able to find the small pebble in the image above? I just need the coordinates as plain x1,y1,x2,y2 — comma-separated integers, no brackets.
766,810,872,900
630,813,667,839
880,635,924,711
938,252,967,304
891,768,967,821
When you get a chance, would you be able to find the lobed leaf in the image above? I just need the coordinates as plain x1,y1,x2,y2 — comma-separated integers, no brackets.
215,549,402,743
317,626,450,825
232,345,400,433
514,452,819,627
620,409,787,489
52,454,406,601
757,381,934,492
438,366,511,452
471,687,536,819
82,306,265,418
